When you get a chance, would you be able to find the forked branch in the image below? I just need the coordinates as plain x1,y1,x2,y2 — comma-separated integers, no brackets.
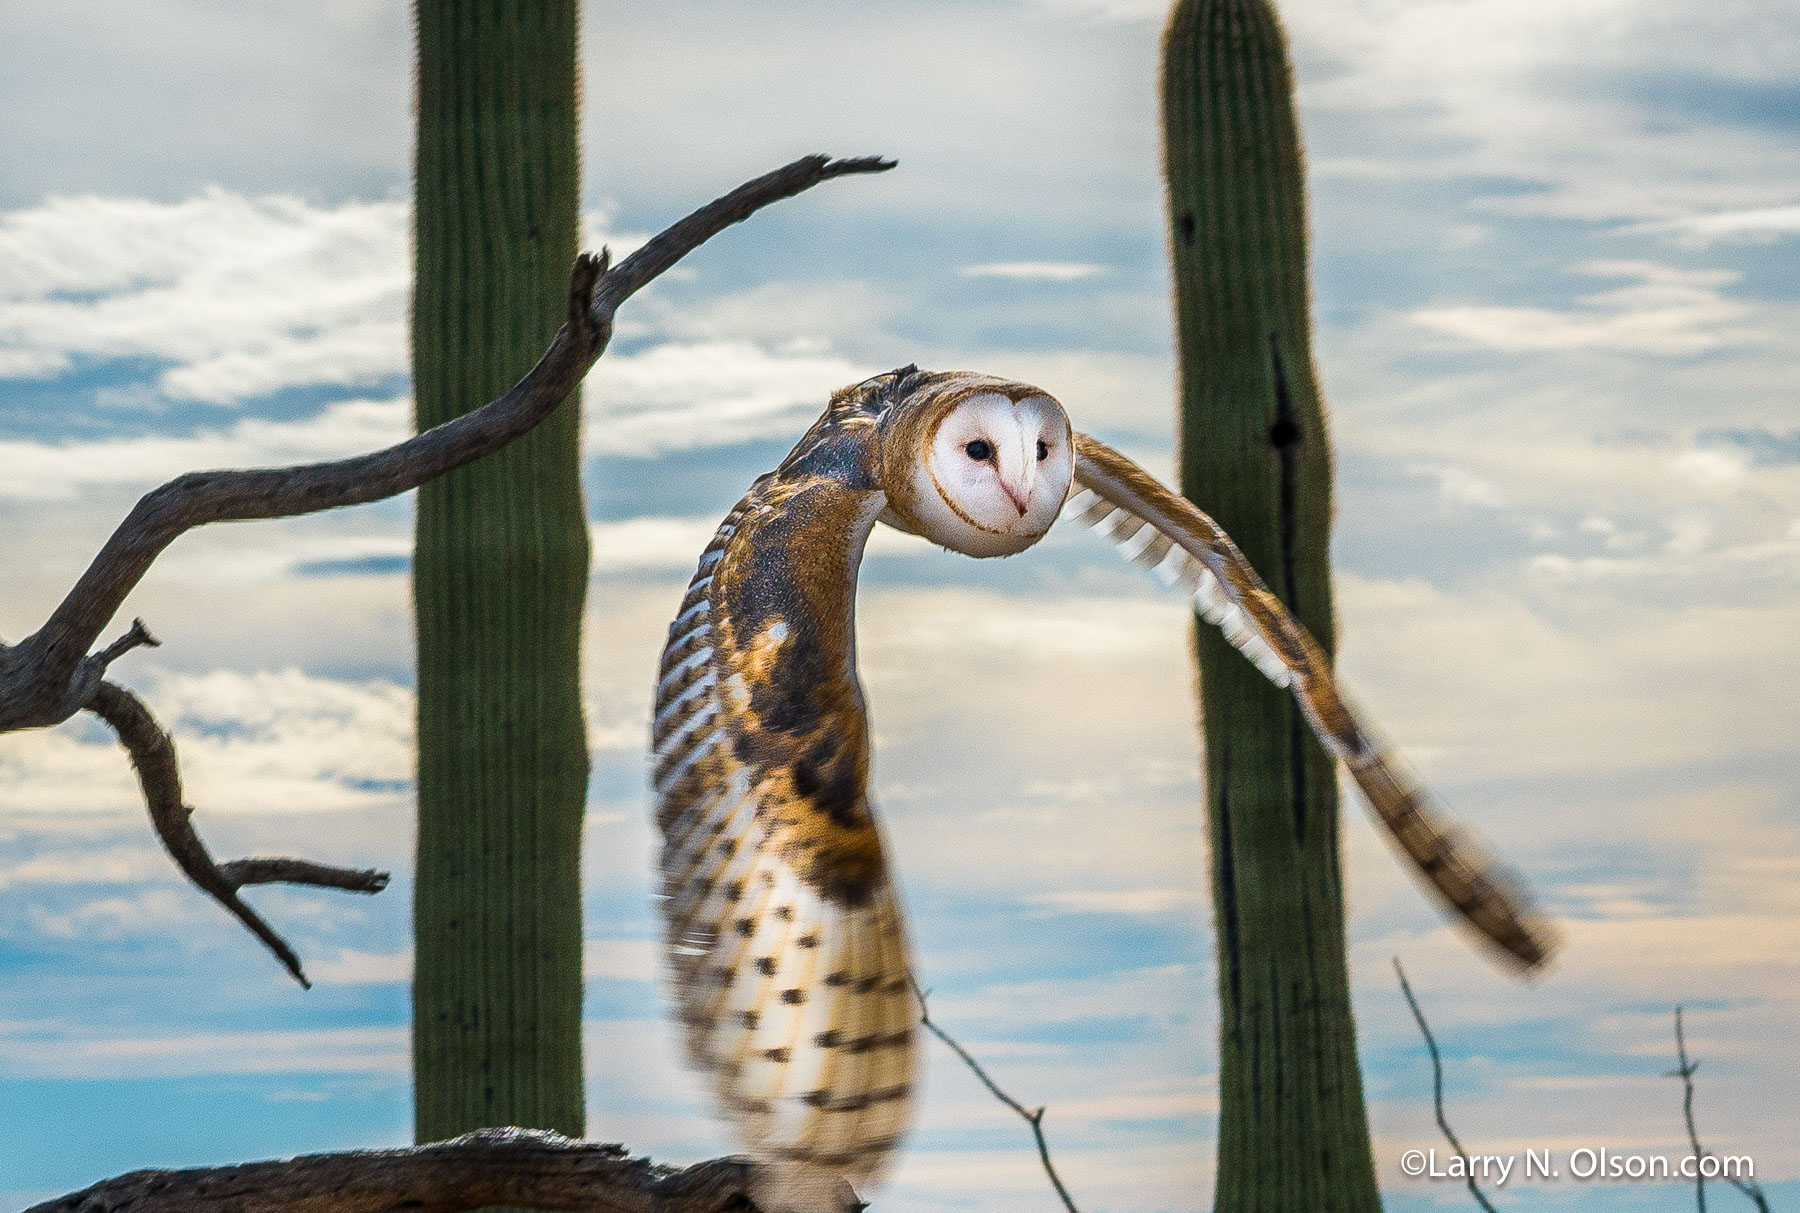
89,678,388,988
0,154,894,985
1667,1007,1770,1213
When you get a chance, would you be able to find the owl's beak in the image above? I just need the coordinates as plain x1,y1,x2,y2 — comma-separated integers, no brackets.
999,434,1038,518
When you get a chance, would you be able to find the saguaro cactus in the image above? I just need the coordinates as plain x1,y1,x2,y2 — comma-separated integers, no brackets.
1161,1,1381,1208
412,1,589,1145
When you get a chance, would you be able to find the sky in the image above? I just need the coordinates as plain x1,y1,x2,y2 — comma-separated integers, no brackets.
1,0,1798,1210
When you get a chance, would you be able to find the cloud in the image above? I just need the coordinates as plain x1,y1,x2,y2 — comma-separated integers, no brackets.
959,262,1107,281
0,190,408,401
0,190,645,409
1409,464,1507,509
1027,888,1204,916
1627,203,1800,246
584,937,659,982
0,667,414,826
0,1022,410,1079
1411,261,1761,355
1696,426,1800,468
0,395,410,501
308,946,412,986
1286,0,1800,225
0,845,167,891
586,340,869,457
1022,0,1166,21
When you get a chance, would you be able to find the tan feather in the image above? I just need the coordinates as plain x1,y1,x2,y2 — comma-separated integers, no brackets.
652,421,918,1186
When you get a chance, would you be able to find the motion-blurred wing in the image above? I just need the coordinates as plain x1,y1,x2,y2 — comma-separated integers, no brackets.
1068,432,1558,971
652,476,916,1184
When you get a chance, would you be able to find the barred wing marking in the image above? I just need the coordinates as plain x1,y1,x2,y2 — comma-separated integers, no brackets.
1069,433,1558,972
651,491,916,1184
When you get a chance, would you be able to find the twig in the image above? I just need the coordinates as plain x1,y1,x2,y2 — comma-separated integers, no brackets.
25,1127,757,1213
0,154,894,983
1675,1007,1710,1213
1666,1007,1770,1213
1393,958,1499,1213
909,976,1080,1213
88,680,387,988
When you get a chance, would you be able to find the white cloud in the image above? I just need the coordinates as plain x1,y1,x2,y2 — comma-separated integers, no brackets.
1028,888,1204,916
0,190,644,408
0,845,166,891
931,964,1202,1029
1411,261,1761,355
1022,0,1166,21
1628,203,1800,246
589,516,721,573
584,937,659,982
309,946,412,986
0,667,414,826
0,191,408,402
959,261,1107,281
0,1022,410,1079
0,395,409,501
1409,464,1506,508
1287,0,1800,225
586,340,868,457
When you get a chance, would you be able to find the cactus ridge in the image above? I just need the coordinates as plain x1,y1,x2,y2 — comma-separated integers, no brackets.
412,0,589,1151
1162,1,1383,1208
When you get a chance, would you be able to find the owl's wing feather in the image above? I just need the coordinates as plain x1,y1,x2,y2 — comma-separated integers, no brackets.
1070,432,1558,972
653,458,917,1187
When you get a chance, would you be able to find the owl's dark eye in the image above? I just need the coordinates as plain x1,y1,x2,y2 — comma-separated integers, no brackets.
964,439,993,461
1036,439,1049,462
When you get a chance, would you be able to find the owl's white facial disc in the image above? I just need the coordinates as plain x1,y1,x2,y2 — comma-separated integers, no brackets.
912,392,1073,557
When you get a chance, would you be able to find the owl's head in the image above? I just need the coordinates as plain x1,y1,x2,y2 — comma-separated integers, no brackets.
875,369,1074,557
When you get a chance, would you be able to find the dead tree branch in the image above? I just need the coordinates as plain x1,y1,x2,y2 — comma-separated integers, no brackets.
1393,958,1499,1213
88,678,388,987
1667,1007,1770,1213
26,1128,759,1213
909,976,1080,1213
0,154,894,985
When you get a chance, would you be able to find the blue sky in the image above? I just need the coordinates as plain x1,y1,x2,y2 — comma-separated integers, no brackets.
2,1,1799,1209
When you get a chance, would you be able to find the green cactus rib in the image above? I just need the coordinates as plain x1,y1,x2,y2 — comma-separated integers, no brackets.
411,0,588,1153
1162,1,1382,1209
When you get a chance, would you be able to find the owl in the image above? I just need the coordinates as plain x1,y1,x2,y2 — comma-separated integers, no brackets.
650,366,1554,1211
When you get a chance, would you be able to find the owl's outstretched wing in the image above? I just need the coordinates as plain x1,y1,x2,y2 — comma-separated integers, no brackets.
1069,432,1558,971
651,442,915,1187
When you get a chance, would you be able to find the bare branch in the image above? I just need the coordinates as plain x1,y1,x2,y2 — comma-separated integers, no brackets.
0,154,893,983
1666,1007,1770,1213
909,976,1080,1213
88,680,386,988
1393,958,1499,1213
0,153,894,736
26,1128,759,1213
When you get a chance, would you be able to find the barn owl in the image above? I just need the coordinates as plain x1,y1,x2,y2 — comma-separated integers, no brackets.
651,366,1555,1211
